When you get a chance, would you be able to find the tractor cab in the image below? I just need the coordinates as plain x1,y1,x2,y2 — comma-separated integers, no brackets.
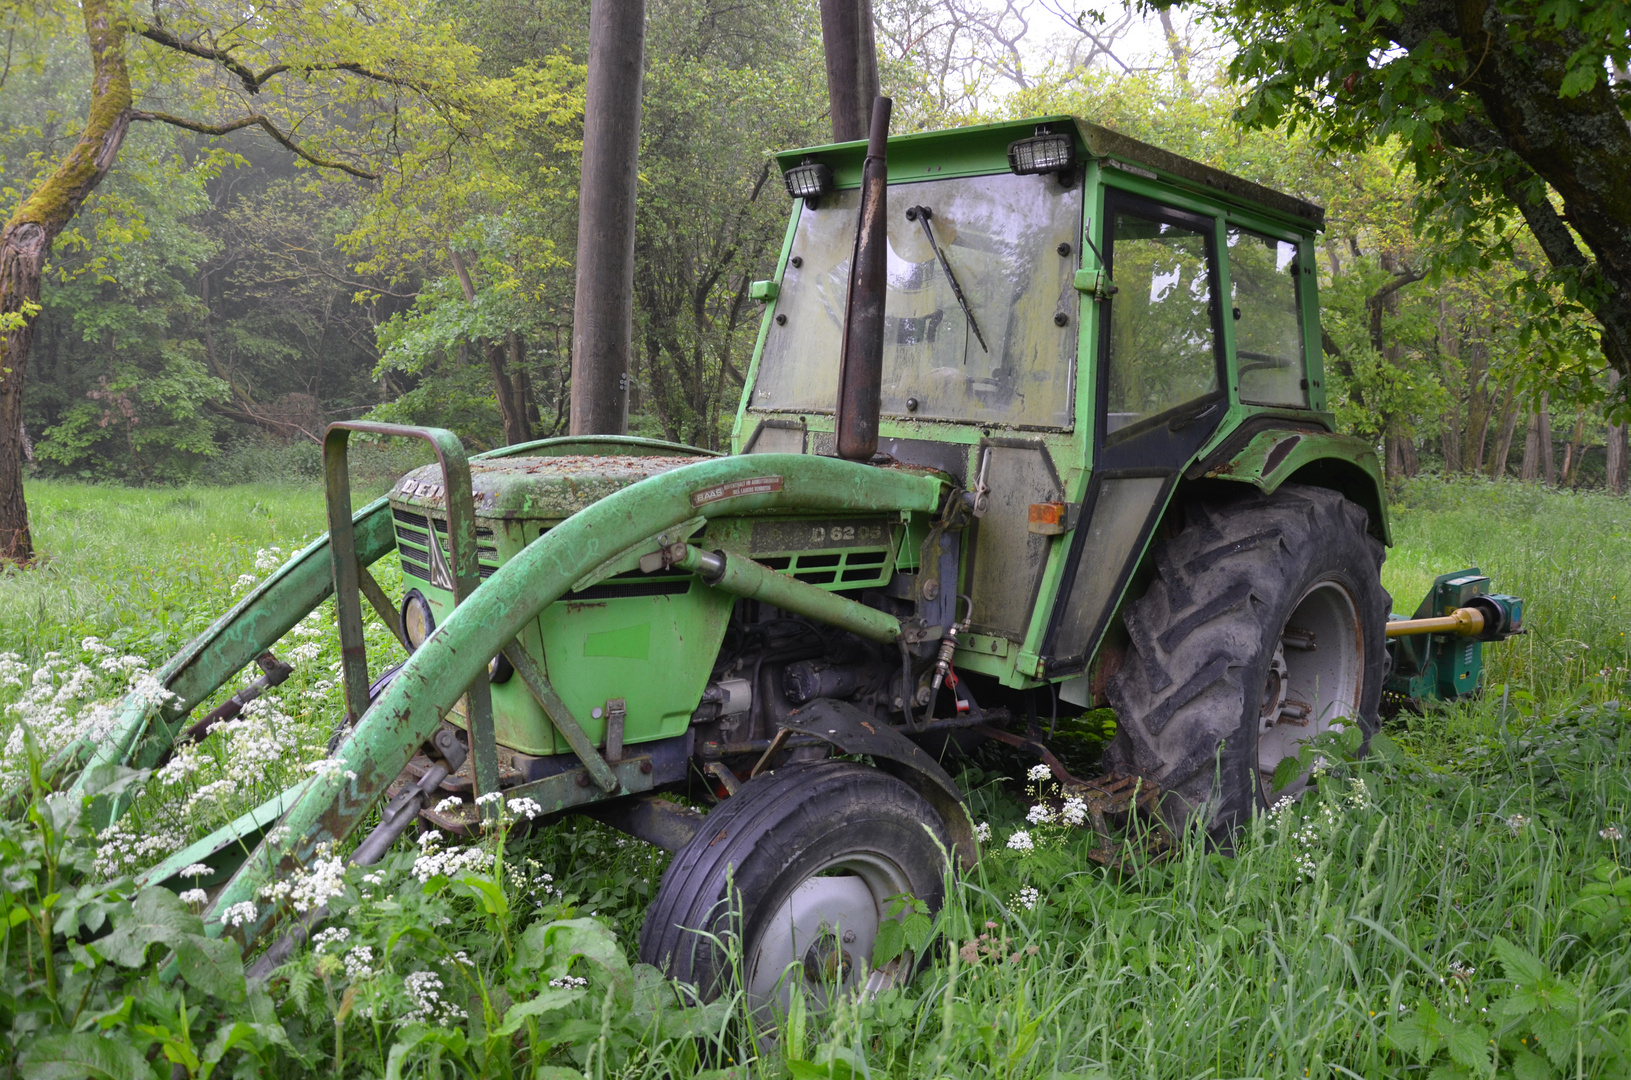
737,116,1370,693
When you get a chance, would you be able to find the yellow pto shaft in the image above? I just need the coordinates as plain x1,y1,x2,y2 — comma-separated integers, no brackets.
1385,606,1486,638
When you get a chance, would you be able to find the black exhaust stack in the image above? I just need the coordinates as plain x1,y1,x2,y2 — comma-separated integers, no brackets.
834,95,891,462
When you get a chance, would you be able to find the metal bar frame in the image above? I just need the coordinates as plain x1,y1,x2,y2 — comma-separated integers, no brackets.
322,422,501,812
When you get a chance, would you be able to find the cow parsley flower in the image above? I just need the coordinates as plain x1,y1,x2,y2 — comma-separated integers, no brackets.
1006,830,1034,853
549,975,589,989
1026,803,1054,825
1013,886,1040,911
344,945,375,981
221,901,258,928
1026,764,1051,782
403,970,466,1025
508,796,543,820
1060,797,1088,827
973,821,991,843
179,889,208,906
312,927,351,955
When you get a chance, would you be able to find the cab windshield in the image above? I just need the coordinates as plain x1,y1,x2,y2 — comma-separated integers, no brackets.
749,172,1081,429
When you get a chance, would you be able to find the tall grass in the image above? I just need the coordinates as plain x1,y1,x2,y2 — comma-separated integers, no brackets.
2,476,1629,1077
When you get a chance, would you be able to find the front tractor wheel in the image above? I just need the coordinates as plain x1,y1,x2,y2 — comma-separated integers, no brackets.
638,762,950,1015
1103,484,1389,842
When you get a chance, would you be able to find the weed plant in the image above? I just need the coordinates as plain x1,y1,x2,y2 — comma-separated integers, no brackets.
2,478,1629,1077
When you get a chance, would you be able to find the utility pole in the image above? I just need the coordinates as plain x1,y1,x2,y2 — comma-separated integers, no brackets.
819,0,879,143
569,0,646,436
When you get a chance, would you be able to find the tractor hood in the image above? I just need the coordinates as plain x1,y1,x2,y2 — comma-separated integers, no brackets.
390,454,710,523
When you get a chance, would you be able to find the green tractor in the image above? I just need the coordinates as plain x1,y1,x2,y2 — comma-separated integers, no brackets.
58,103,1521,1010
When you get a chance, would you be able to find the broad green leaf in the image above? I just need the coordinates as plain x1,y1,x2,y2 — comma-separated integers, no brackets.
1446,1021,1491,1070
1511,1048,1555,1080
17,1033,152,1080
871,918,906,967
172,933,246,1001
494,986,588,1037
95,887,200,968
1490,936,1549,987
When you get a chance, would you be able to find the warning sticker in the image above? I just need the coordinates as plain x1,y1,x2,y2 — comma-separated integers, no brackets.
689,475,784,507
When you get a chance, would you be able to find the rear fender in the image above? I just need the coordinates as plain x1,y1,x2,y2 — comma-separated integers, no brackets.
1186,425,1389,544
205,454,946,947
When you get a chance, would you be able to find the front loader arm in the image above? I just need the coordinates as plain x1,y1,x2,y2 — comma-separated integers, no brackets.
206,453,945,950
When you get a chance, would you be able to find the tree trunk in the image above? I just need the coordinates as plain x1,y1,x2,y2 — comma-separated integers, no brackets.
1561,410,1587,488
1521,403,1540,482
1608,372,1628,494
569,0,646,437
1538,393,1555,486
819,0,880,142
0,0,132,564
1489,377,1520,479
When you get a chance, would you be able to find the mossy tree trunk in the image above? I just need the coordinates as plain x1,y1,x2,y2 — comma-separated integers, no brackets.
0,0,132,564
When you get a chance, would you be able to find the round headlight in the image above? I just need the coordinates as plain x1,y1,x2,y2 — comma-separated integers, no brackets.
489,652,514,684
401,589,434,650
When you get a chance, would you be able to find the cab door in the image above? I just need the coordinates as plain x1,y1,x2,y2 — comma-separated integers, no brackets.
1042,189,1229,674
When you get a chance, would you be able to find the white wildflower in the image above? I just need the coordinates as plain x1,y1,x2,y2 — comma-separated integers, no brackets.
180,863,213,878
973,821,991,843
258,844,347,913
312,927,351,955
232,574,258,595
433,796,463,813
403,970,466,1025
222,901,258,928
1006,830,1034,853
1026,764,1051,782
1026,803,1054,826
507,796,543,820
549,975,589,989
344,945,375,981
179,889,208,906
1060,797,1088,827
412,832,496,883
475,790,503,806
1013,886,1040,911
1602,825,1623,842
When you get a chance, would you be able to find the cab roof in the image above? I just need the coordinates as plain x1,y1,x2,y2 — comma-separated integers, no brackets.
774,114,1325,232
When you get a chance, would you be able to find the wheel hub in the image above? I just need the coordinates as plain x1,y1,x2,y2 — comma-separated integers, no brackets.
1258,579,1363,801
746,854,909,1016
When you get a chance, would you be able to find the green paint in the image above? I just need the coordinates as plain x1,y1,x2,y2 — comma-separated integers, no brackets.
584,623,652,659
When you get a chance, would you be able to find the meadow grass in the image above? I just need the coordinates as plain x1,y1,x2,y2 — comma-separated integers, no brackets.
2,476,1630,1078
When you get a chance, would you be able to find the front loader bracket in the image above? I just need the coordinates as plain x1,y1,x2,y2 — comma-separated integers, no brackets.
779,698,977,869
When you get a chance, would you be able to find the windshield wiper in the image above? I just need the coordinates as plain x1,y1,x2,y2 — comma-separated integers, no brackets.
905,205,988,354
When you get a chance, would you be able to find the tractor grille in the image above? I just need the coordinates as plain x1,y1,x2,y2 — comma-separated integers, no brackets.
392,508,500,584
758,548,891,588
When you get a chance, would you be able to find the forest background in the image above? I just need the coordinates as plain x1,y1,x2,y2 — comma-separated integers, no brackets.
5,0,1624,495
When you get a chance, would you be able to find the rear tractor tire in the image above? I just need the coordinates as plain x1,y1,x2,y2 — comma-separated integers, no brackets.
638,761,951,1016
1103,484,1389,843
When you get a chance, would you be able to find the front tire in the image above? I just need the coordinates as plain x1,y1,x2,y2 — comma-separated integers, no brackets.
638,761,950,1014
1103,484,1388,842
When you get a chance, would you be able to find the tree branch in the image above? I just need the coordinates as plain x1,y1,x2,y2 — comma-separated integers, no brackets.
137,24,428,95
129,111,378,179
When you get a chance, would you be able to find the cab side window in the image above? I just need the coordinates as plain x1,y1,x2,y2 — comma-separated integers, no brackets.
1102,199,1222,440
1228,228,1307,407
